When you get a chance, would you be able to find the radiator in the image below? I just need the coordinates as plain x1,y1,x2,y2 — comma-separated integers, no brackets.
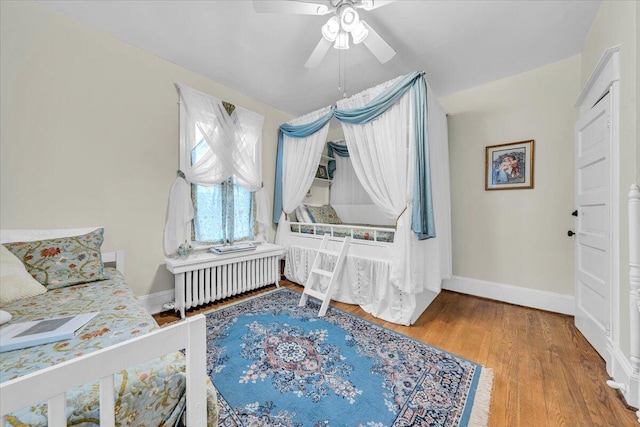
165,243,284,318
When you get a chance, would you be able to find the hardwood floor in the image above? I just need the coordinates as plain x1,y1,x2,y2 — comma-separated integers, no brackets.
154,281,638,427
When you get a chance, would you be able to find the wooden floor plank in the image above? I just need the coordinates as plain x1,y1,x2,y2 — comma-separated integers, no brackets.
153,282,638,427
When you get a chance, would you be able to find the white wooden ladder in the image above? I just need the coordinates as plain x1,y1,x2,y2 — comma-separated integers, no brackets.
298,235,350,316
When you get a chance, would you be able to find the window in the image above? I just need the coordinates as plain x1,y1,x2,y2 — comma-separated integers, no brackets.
191,178,254,244
183,104,256,245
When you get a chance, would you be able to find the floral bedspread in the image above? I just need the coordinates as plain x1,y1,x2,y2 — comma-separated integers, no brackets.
290,223,395,243
0,268,218,427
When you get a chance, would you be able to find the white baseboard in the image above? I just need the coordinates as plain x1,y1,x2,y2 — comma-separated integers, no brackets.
442,276,574,315
138,289,174,315
607,344,640,409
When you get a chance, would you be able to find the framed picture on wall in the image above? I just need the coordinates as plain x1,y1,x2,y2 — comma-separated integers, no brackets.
485,140,534,190
316,165,328,179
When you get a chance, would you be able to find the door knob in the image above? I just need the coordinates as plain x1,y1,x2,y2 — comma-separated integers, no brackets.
572,210,578,217
568,230,575,237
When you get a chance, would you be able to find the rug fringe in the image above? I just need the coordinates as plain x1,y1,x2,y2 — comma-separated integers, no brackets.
468,367,494,427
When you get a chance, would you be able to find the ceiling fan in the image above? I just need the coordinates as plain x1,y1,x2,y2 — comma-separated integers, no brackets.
253,0,396,68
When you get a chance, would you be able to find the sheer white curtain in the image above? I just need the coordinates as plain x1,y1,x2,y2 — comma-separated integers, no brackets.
337,77,417,294
233,107,270,242
329,143,373,206
275,106,332,247
164,84,265,255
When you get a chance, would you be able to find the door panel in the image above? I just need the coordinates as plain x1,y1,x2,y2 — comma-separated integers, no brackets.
574,92,611,360
580,205,606,234
577,111,607,153
578,246,607,283
578,157,607,193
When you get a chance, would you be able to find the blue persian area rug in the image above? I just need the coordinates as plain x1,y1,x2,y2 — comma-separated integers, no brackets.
205,288,493,427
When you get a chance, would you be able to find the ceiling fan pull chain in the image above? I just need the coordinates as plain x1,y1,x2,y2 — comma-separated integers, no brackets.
343,51,347,98
337,48,347,98
337,48,342,93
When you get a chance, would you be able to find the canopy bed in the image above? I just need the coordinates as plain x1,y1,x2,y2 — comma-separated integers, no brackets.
273,71,452,326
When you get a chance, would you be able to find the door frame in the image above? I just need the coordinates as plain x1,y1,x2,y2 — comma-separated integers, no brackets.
575,45,622,384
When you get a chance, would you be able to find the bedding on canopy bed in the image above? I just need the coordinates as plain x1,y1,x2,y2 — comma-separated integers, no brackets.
273,71,452,326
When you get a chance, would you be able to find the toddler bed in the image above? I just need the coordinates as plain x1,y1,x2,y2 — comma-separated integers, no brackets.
0,227,217,426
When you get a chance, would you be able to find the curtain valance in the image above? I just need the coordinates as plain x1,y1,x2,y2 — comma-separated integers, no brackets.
332,71,422,124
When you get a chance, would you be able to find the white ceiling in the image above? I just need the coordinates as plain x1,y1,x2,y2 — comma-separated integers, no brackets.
39,0,601,116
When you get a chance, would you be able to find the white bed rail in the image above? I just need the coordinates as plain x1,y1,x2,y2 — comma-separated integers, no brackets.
102,249,125,275
290,221,393,245
0,315,208,427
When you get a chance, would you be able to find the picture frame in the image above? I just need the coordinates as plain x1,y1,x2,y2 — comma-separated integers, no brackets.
316,165,328,179
485,140,534,190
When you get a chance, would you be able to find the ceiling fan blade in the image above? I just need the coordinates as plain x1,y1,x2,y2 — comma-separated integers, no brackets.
361,21,396,63
305,37,332,68
252,0,331,15
360,0,397,11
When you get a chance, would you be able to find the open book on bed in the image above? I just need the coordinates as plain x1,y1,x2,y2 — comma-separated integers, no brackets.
0,312,99,353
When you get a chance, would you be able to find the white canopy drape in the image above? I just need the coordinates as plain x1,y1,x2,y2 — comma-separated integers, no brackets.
336,77,419,294
329,142,373,206
275,106,332,247
164,84,266,255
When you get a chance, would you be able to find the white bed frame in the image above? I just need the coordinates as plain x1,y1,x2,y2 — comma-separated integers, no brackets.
0,249,208,427
286,222,438,324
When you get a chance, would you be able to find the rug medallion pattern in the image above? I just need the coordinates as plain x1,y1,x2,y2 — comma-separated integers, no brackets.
205,289,489,426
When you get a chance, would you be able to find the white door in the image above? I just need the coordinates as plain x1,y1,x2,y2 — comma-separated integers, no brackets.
574,92,612,360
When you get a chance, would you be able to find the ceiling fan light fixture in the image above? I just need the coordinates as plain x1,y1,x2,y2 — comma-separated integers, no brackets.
321,16,340,42
360,0,375,11
334,30,349,50
340,6,360,32
351,21,369,44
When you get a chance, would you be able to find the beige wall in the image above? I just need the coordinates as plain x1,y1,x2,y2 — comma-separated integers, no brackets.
439,56,581,295
0,1,293,297
580,0,638,358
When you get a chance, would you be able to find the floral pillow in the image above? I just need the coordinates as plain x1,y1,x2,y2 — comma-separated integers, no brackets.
305,204,342,225
3,228,109,290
